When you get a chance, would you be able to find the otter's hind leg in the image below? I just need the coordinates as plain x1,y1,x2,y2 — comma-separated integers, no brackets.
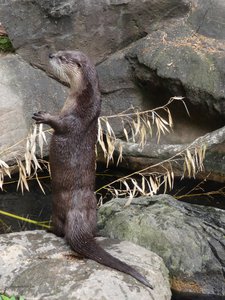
51,216,65,237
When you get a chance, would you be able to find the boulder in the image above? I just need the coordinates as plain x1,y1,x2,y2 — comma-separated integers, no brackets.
125,23,225,136
0,53,67,163
98,195,225,297
0,230,171,300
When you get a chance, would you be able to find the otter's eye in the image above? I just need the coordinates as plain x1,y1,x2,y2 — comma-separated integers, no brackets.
59,56,66,62
77,62,81,68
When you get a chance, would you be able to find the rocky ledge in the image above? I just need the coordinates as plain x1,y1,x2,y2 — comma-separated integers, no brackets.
98,194,225,297
0,231,171,300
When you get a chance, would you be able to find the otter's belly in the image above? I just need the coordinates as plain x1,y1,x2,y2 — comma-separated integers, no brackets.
50,134,96,195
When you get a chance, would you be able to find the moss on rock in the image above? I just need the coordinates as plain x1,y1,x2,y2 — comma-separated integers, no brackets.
0,36,14,52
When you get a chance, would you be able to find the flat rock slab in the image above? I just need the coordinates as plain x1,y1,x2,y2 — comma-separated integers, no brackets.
0,231,171,300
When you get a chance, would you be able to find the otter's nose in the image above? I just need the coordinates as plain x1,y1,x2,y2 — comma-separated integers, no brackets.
49,53,54,59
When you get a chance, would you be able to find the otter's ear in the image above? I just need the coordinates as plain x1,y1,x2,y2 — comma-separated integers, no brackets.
76,61,82,68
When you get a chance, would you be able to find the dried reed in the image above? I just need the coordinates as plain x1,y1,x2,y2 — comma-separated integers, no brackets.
0,97,206,203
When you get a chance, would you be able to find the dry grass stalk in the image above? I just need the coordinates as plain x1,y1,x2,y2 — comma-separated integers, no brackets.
0,125,49,192
0,159,11,190
98,97,184,166
96,141,206,204
102,169,176,206
19,124,49,192
0,96,206,201
96,96,192,201
182,145,206,178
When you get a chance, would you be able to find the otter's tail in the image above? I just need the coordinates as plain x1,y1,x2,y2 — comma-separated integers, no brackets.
66,230,153,289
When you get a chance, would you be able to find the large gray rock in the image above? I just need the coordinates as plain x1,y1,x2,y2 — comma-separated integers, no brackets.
98,195,225,297
0,53,67,163
0,231,171,300
0,0,190,67
126,24,225,126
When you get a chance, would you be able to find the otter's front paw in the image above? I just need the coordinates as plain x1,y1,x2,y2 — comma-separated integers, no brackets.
32,111,51,124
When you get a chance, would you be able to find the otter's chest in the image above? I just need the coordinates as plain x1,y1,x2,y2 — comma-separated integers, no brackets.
50,131,94,163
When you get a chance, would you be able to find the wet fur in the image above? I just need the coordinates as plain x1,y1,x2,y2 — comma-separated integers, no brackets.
32,50,153,289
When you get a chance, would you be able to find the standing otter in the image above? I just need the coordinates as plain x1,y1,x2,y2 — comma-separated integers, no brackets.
32,50,153,289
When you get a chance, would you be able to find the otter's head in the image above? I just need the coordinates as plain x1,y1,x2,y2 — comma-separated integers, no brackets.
49,50,97,94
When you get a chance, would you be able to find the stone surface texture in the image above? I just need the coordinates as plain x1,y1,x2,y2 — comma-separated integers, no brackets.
0,231,171,300
0,53,67,163
98,195,225,296
0,0,190,65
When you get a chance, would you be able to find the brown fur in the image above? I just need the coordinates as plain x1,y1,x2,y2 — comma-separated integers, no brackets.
32,50,153,289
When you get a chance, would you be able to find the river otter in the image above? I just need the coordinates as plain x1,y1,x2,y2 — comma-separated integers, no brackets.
32,50,153,289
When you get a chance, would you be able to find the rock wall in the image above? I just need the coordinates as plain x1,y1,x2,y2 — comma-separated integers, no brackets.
0,0,225,180
0,0,190,66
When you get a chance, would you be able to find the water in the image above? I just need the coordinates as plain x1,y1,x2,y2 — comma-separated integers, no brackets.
0,175,52,233
1,166,224,233
172,291,225,300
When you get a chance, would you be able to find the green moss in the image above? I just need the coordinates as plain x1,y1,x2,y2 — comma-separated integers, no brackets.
0,36,14,52
0,295,24,300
